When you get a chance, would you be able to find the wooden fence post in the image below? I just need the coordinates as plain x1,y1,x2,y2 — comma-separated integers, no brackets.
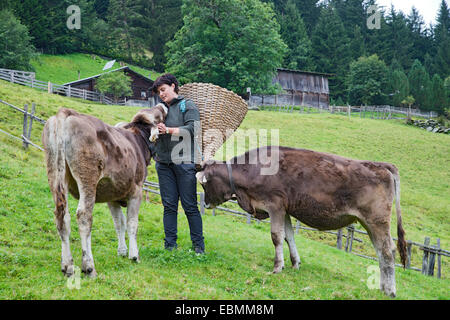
437,238,441,279
345,225,355,252
22,104,29,149
27,103,35,143
295,220,300,234
200,192,205,215
336,229,343,250
406,240,412,269
421,237,430,275
428,239,437,276
47,81,52,94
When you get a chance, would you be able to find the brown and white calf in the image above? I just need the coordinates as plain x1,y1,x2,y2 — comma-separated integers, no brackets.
42,104,167,277
196,146,407,297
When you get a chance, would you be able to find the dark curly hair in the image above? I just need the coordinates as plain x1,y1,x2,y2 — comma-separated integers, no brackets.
151,73,179,94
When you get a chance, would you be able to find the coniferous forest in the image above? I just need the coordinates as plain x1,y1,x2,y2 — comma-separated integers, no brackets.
0,0,449,113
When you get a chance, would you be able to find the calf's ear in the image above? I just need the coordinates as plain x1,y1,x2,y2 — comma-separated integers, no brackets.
195,171,207,184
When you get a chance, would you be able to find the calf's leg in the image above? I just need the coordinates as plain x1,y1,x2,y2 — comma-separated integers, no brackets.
53,185,74,276
127,194,142,262
76,188,97,278
107,202,127,256
284,215,301,269
268,209,286,273
363,219,397,297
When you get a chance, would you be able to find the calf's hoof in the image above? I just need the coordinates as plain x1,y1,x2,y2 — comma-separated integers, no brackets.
62,264,75,277
82,260,97,278
84,268,97,278
272,265,284,274
130,255,140,263
118,248,128,257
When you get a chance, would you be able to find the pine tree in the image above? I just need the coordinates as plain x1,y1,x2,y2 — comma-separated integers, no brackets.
278,0,313,70
107,0,146,62
407,7,433,64
434,0,450,78
349,25,366,60
388,69,409,107
435,0,450,44
311,5,351,100
383,5,413,70
430,74,447,114
408,59,431,110
293,0,321,35
140,0,183,72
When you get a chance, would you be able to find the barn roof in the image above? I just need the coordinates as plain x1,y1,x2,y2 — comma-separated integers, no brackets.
277,68,335,77
63,66,153,86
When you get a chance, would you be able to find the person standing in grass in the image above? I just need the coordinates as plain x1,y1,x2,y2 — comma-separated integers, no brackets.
151,73,205,254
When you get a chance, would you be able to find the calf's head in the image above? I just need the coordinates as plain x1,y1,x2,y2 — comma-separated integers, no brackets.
131,103,168,142
196,161,236,208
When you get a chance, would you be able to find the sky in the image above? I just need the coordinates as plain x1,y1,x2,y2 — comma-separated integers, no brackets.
376,0,446,26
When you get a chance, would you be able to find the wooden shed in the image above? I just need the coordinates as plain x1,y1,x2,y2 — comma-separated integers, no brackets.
273,68,333,109
63,66,154,101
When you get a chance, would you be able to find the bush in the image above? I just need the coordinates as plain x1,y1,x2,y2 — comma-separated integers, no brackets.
0,10,35,70
96,71,133,102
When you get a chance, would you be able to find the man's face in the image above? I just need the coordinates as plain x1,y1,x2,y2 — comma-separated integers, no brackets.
157,83,177,104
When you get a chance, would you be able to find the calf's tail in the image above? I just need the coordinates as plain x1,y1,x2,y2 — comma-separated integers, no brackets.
42,109,70,231
391,168,408,268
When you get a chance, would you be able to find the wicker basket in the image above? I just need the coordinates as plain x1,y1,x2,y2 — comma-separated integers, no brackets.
179,82,248,161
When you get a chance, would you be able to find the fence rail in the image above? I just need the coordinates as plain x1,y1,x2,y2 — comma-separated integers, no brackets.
143,180,447,279
1,99,447,280
256,102,438,120
0,68,127,106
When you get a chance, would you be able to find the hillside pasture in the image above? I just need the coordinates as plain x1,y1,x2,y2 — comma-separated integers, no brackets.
0,80,448,299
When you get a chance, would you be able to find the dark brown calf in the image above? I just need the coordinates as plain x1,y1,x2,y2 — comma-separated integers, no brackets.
196,146,407,297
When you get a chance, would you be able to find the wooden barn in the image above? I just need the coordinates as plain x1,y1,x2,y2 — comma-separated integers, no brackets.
272,68,333,109
63,66,154,103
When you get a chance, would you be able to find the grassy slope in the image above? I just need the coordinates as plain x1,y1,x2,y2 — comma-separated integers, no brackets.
0,80,448,299
30,53,162,84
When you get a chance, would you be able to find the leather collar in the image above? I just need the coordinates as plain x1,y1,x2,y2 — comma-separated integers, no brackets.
226,162,237,196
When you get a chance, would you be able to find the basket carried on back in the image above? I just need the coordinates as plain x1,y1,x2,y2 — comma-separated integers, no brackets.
179,83,248,161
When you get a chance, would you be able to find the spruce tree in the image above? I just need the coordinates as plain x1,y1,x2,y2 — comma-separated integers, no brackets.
107,0,146,62
388,69,409,107
434,0,450,78
430,74,447,114
278,0,313,70
311,5,351,100
408,59,431,110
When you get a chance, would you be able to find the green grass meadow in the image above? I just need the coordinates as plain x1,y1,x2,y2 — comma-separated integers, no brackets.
0,80,449,299
30,53,161,84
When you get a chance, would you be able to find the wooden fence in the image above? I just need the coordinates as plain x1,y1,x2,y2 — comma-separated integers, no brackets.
0,68,125,106
144,181,448,279
257,103,438,120
1,99,447,279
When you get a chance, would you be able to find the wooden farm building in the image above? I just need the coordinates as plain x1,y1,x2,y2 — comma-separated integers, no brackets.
273,68,333,109
63,66,154,102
